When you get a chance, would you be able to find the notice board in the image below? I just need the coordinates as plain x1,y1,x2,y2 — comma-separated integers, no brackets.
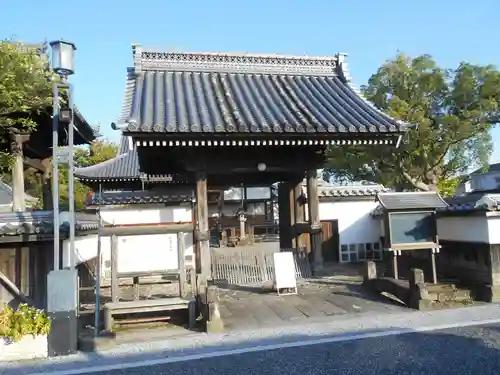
273,252,297,293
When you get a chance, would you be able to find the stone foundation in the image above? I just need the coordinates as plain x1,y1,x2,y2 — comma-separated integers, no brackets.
363,262,473,310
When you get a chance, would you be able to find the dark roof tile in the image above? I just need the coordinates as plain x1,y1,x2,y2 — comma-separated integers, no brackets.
376,192,448,210
115,49,410,136
87,189,194,206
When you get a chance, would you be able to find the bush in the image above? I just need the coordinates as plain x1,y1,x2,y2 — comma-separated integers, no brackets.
0,303,51,342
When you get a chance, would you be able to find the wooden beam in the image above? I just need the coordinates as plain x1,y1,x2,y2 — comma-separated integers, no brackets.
23,157,45,171
101,223,194,237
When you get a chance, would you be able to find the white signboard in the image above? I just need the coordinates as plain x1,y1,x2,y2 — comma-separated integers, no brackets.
47,269,78,312
117,233,179,274
273,252,297,295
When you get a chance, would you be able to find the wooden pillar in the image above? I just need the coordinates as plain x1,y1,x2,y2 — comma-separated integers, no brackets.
278,182,293,249
195,171,211,281
178,232,187,298
307,169,323,271
41,158,53,210
9,134,27,212
289,183,297,248
293,180,306,248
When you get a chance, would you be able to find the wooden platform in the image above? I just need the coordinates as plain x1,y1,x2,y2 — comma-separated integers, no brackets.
103,297,196,331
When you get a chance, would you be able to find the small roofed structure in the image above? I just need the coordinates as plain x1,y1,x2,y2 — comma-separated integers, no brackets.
374,192,448,284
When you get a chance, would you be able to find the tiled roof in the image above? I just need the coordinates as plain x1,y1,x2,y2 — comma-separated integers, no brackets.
87,189,194,206
75,136,139,181
0,211,101,237
441,193,500,212
302,180,389,199
113,47,409,137
376,192,448,210
0,182,38,206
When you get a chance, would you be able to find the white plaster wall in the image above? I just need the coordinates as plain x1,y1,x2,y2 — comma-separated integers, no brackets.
437,216,490,243
471,172,500,191
62,205,195,275
63,233,194,276
311,200,381,245
487,217,500,244
208,202,266,217
100,205,192,225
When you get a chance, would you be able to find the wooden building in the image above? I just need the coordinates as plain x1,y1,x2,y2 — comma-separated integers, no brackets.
106,45,410,288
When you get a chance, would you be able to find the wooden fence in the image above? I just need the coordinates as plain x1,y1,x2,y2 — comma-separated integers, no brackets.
211,246,311,286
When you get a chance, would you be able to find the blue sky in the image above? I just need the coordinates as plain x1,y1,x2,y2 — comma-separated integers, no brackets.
3,0,500,162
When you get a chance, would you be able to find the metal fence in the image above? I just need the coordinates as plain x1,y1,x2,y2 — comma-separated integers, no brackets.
211,246,311,286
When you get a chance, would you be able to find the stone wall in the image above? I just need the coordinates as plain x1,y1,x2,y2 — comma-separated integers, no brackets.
438,240,491,285
438,240,500,301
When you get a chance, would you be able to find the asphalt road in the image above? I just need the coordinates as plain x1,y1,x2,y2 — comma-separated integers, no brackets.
53,323,500,375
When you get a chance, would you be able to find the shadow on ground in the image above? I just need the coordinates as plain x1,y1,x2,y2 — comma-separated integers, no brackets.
2,323,500,375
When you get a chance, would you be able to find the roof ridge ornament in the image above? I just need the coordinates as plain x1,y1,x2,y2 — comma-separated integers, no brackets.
134,46,340,76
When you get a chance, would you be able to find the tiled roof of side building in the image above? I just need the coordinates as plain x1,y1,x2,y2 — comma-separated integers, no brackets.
112,46,411,139
0,211,103,236
442,193,500,212
302,180,389,198
376,191,448,210
75,136,140,181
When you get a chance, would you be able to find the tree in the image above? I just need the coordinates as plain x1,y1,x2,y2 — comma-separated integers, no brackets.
0,40,54,168
324,54,500,192
59,138,118,210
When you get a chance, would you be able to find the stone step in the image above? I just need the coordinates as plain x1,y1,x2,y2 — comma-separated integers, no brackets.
427,286,471,302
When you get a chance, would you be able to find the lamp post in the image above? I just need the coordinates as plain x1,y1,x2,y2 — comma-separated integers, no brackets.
49,40,76,271
47,40,78,357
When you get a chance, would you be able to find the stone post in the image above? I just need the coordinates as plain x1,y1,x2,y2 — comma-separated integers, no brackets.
363,261,377,283
9,134,27,212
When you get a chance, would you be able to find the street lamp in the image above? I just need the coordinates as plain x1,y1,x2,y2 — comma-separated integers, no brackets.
49,41,76,76
47,40,78,356
257,162,267,172
50,40,76,272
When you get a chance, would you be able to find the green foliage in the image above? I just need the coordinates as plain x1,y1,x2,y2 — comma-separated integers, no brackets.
436,177,461,197
58,138,118,210
0,303,51,342
324,53,500,191
0,40,55,169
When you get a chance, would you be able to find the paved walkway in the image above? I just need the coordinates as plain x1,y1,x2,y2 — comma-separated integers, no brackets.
217,274,407,330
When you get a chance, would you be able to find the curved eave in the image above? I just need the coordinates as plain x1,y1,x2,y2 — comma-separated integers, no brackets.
75,152,139,180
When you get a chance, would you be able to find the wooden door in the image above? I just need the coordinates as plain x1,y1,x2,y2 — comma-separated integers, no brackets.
321,220,339,263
